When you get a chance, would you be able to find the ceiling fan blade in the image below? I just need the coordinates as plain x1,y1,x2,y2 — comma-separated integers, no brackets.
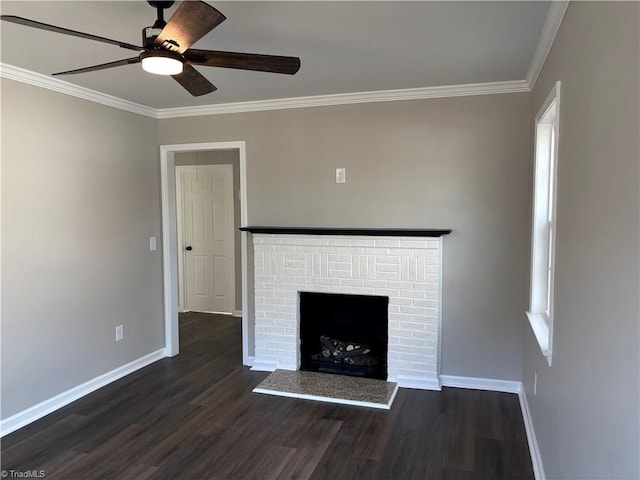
0,15,143,51
184,49,301,75
155,1,225,54
52,57,141,76
172,64,217,96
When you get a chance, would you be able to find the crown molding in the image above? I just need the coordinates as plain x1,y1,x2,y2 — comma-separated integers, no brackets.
526,1,570,89
0,63,157,119
1,62,531,120
156,80,530,119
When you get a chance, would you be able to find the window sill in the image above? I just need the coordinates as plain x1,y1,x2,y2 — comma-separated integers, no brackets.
526,311,552,366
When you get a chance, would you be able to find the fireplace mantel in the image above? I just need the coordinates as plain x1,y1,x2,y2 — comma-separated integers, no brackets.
240,226,452,237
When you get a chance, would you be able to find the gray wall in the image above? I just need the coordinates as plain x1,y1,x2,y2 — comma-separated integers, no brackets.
1,79,164,419
175,150,242,312
159,93,532,381
523,2,640,479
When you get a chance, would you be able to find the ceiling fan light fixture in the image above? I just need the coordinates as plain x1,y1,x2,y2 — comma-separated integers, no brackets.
141,50,183,75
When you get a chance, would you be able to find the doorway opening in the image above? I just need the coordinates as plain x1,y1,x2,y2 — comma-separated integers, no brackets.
160,142,252,365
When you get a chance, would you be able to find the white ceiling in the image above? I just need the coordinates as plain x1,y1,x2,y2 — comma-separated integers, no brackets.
0,1,550,110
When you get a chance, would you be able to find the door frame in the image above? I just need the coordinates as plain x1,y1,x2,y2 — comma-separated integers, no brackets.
176,164,235,314
160,142,250,364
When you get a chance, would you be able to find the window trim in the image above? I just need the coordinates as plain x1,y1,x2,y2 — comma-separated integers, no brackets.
527,81,560,367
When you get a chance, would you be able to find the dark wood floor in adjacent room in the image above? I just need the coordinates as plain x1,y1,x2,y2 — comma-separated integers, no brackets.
1,312,534,480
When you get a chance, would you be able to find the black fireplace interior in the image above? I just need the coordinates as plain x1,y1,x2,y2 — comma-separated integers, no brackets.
299,292,389,380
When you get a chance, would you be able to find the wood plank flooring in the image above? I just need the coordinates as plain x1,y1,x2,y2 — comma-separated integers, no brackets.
1,312,534,479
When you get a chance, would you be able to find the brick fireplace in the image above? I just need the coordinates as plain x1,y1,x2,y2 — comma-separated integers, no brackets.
242,227,450,390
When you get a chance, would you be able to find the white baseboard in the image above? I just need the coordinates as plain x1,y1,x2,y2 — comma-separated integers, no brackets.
233,310,243,318
250,360,278,372
0,348,166,437
440,374,522,394
395,375,442,390
518,389,546,480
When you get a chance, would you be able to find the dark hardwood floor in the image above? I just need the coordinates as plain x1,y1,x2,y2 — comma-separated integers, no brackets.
1,312,534,479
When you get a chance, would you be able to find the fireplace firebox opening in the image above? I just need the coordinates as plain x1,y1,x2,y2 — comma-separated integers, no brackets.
299,292,389,380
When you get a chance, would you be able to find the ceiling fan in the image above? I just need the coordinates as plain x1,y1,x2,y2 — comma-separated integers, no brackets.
0,1,301,96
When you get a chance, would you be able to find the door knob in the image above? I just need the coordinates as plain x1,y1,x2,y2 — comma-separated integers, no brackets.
185,245,193,251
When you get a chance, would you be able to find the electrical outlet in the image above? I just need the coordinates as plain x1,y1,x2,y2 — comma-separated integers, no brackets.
149,236,157,251
335,168,346,183
533,371,538,396
116,325,124,342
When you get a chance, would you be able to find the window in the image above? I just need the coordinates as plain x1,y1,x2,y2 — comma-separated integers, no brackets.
527,81,560,366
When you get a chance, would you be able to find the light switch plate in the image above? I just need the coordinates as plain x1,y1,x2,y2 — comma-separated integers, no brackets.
336,168,346,183
149,236,157,251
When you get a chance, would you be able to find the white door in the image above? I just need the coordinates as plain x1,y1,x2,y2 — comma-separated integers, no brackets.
178,165,235,313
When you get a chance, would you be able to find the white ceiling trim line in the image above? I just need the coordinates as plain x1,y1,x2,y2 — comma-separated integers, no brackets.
0,63,157,119
156,80,530,119
525,1,570,89
1,61,530,119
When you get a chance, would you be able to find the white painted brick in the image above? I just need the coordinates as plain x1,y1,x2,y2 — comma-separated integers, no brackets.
423,274,439,284
328,285,353,294
274,318,295,327
374,271,401,281
274,305,293,313
374,288,399,297
328,261,351,271
307,238,330,246
327,238,349,246
398,240,429,249
424,307,439,317
351,287,376,295
409,330,437,340
386,281,414,290
375,262,401,273
350,239,375,247
328,254,351,263
284,252,306,262
388,312,419,323
266,297,287,305
283,266,305,276
397,321,428,331
400,305,427,315
395,335,437,348
399,289,427,299
412,299,439,308
316,277,341,286
252,232,442,379
389,297,413,306
373,239,401,248
328,269,353,279
285,238,307,246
